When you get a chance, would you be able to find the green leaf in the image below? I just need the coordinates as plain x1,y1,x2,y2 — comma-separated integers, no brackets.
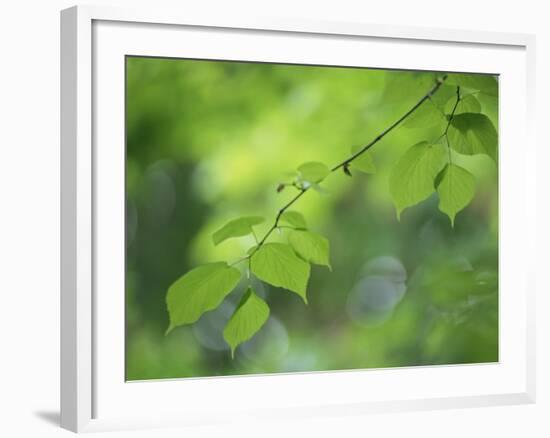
477,92,499,129
446,73,498,96
310,182,330,195
223,287,270,357
447,113,497,161
166,262,241,333
402,99,446,129
429,83,457,108
250,243,310,302
382,71,435,105
288,230,331,269
435,164,476,226
445,94,481,115
349,145,376,174
297,161,330,183
212,216,264,245
389,142,447,218
280,210,307,229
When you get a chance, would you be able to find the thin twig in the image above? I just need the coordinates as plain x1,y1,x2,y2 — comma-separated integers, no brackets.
444,86,461,137
331,75,448,172
443,86,461,164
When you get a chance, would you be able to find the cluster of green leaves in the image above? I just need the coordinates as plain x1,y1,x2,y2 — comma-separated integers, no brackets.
166,169,332,355
391,73,498,225
165,72,498,357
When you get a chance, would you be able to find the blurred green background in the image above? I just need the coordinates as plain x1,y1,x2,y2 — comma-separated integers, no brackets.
125,57,498,380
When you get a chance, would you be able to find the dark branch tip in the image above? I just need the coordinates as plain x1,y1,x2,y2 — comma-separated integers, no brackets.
343,164,352,177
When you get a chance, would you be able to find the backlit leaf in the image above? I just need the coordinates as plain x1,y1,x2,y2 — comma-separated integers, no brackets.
223,287,270,357
435,164,476,226
280,210,307,229
477,92,499,129
350,145,376,174
288,230,331,269
310,182,330,195
250,243,310,302
429,83,457,108
445,94,481,115
402,99,446,129
212,216,264,245
166,262,241,333
447,113,497,161
389,142,447,218
297,161,330,183
446,73,498,96
382,71,435,105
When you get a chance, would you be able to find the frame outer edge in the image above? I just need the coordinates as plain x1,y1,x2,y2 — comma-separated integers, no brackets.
524,34,537,404
78,4,532,47
60,6,78,431
61,5,93,432
59,4,536,431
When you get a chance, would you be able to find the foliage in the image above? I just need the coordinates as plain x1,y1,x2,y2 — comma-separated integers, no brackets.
435,164,476,226
250,243,311,303
162,71,498,357
126,58,498,375
166,262,241,332
223,287,270,357
389,141,447,218
297,161,330,184
280,211,307,229
212,216,264,246
448,113,498,160
349,145,376,174
288,230,331,269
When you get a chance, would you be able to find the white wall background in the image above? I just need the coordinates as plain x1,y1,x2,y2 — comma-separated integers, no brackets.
0,1,546,437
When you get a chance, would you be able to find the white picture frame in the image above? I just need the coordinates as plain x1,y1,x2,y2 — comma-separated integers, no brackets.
60,4,536,433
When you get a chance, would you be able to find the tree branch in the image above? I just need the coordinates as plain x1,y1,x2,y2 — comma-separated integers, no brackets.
332,75,448,172
240,74,449,263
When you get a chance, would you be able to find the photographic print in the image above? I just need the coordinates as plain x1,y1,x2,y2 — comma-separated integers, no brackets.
125,57,498,380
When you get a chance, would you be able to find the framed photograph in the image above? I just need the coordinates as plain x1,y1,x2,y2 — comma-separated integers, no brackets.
61,5,536,433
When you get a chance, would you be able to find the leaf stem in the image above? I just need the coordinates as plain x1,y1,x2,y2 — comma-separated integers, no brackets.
252,228,259,244
443,86,461,165
444,86,461,137
247,75,449,261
